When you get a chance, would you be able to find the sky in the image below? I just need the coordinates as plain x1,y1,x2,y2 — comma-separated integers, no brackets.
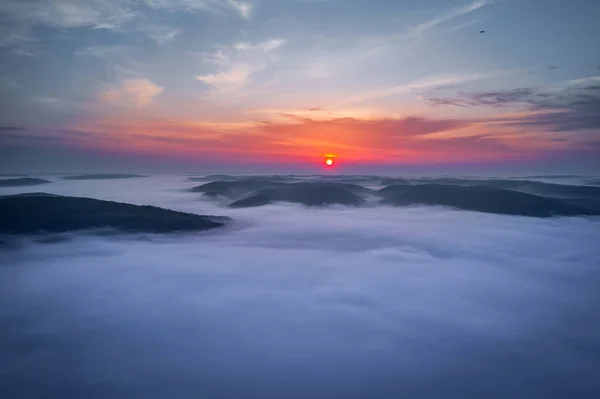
0,0,599,173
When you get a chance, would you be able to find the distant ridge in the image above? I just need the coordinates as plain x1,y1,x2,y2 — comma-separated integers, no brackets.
0,178,51,187
189,176,600,217
378,184,600,217
62,174,146,180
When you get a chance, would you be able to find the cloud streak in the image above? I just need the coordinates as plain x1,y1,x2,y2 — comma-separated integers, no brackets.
0,0,254,39
408,0,490,36
428,83,600,132
195,37,286,95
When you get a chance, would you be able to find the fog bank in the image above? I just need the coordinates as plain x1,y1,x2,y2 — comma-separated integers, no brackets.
1,176,600,398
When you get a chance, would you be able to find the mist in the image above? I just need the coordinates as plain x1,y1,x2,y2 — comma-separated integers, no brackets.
2,176,600,398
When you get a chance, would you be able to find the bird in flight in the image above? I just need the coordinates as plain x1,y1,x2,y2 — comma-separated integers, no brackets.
480,30,486,33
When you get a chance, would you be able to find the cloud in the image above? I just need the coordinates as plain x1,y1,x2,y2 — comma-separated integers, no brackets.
0,77,21,89
0,0,137,30
32,96,60,106
428,84,600,132
234,38,286,52
74,45,131,58
344,72,498,104
227,0,252,20
100,78,164,106
195,37,286,95
408,0,490,36
0,0,253,35
196,66,251,87
63,112,530,165
1,178,599,397
0,128,104,146
141,25,181,45
11,49,35,58
568,76,600,86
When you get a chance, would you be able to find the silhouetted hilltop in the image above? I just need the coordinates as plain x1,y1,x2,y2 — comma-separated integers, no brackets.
380,178,410,186
382,178,600,199
484,180,600,199
378,184,599,217
229,194,272,208
187,175,600,215
187,175,238,182
62,174,145,180
519,175,586,179
584,179,600,186
190,180,289,198
0,178,51,187
228,183,367,208
0,193,229,234
276,184,365,206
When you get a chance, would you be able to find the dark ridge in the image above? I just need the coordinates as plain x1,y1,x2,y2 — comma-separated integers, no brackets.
0,193,230,235
484,180,600,199
187,175,239,182
1,192,60,198
562,198,600,211
190,180,288,199
285,182,372,195
315,175,377,181
0,178,51,187
378,184,599,217
62,174,146,180
584,179,600,186
380,178,410,186
276,184,365,206
202,191,224,198
191,175,299,183
402,177,490,186
383,178,600,200
186,177,210,182
228,183,367,208
519,175,586,179
229,194,272,208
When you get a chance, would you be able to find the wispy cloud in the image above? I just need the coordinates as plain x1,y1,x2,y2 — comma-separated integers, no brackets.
234,38,286,52
344,72,498,104
136,24,181,45
100,78,164,107
0,77,21,89
409,0,490,36
0,0,253,35
195,37,287,95
0,0,137,30
227,0,252,20
197,66,251,87
428,83,600,132
32,96,61,106
568,76,600,86
74,45,131,58
12,48,36,58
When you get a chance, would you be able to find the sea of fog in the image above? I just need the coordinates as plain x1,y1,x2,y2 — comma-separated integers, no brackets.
2,175,600,398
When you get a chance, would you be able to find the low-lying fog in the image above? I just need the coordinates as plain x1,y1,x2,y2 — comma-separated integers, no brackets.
2,175,600,398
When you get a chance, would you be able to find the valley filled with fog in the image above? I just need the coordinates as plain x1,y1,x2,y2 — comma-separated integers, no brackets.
2,174,600,398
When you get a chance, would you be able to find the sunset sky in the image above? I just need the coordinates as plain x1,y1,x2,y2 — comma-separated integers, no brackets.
1,0,599,173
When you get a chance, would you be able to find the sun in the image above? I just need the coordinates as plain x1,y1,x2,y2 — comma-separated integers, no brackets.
325,158,334,166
